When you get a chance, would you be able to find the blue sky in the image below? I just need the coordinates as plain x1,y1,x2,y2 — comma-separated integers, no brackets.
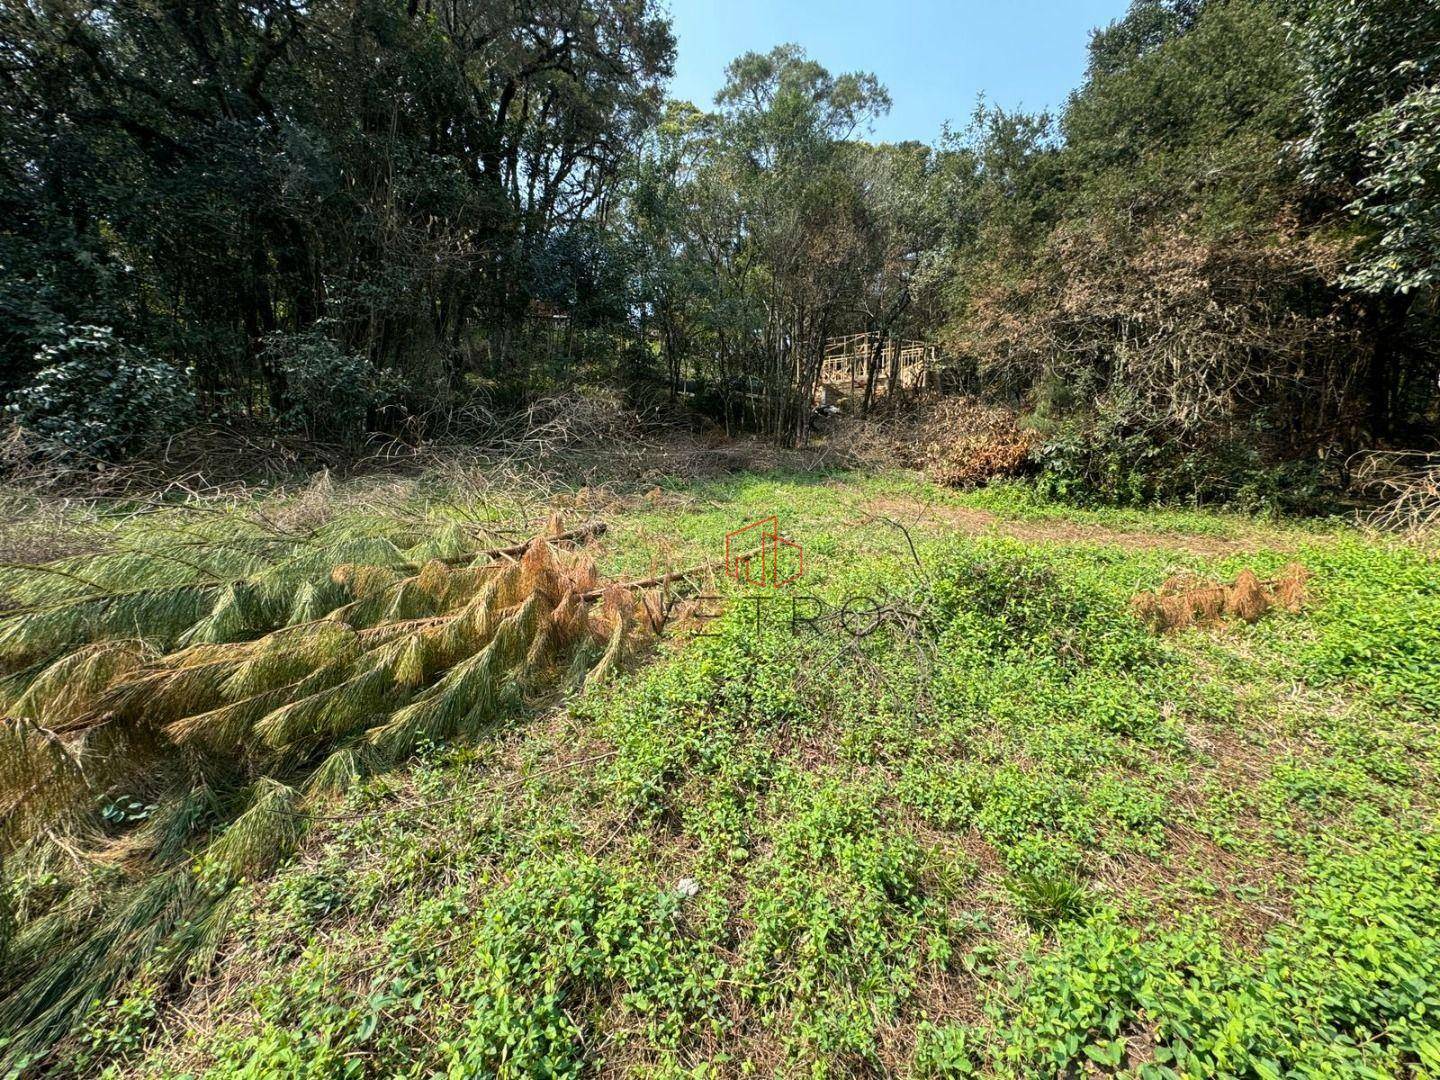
664,0,1131,144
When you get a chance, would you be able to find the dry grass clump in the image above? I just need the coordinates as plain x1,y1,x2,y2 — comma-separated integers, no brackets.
259,470,338,534
831,396,1034,488
1356,451,1440,540
1131,563,1309,632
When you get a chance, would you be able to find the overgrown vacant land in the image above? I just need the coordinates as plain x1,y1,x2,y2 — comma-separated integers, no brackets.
2,460,1437,1076
2,0,1438,1070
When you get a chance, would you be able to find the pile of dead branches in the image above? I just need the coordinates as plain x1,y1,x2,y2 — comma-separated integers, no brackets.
829,395,1034,488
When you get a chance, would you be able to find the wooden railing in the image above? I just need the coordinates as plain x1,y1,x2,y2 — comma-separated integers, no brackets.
816,334,937,401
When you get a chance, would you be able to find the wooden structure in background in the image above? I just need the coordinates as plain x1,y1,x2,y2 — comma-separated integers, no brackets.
815,333,938,405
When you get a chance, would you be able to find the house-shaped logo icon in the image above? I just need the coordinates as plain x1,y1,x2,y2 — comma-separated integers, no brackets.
724,516,804,588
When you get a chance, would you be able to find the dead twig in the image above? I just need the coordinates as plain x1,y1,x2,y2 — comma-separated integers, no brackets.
434,521,609,567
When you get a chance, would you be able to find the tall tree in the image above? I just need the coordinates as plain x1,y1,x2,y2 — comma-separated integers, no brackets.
1298,0,1440,436
623,45,891,441
0,0,673,434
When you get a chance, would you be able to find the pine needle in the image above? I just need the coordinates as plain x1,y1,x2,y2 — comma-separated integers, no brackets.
13,641,148,727
584,619,628,692
203,779,306,881
0,512,671,1068
305,746,370,798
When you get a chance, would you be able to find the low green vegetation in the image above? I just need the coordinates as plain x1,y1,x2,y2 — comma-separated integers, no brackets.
6,468,1433,1076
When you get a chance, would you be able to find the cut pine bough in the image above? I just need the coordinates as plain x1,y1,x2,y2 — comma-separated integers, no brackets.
0,514,704,1067
1130,563,1309,632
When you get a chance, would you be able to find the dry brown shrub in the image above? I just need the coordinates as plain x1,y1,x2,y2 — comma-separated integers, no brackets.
1133,564,1309,632
1130,592,1161,624
1188,585,1229,621
1225,570,1268,623
639,588,667,633
1161,573,1204,593
928,431,1035,488
519,539,562,601
1272,577,1305,614
830,395,1034,488
1271,563,1309,613
955,218,1364,440
1158,594,1196,631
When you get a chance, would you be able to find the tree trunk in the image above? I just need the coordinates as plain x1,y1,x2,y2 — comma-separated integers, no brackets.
1366,291,1416,443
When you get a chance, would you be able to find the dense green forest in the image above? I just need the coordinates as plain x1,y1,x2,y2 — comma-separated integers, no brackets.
3,0,1436,501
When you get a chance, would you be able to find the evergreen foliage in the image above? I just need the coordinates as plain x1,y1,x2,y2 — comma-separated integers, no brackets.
1,0,1435,493
0,510,657,1068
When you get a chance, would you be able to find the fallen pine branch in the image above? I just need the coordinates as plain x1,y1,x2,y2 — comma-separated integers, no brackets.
579,554,736,600
437,520,608,567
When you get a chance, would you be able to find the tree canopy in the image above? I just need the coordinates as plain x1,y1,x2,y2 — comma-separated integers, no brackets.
0,0,1435,500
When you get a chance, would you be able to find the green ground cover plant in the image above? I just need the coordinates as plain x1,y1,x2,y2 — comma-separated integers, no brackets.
3,467,1431,1076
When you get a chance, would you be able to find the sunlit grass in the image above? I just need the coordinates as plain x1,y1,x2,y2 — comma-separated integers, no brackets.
5,468,1437,1076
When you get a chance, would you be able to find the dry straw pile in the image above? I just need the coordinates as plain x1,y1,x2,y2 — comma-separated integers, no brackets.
1131,564,1309,633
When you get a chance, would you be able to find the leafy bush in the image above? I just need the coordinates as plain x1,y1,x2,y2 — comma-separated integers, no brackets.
260,329,402,444
940,0,1438,491
4,326,194,459
913,1021,979,1078
1031,406,1337,512
926,542,1162,672
1030,411,1162,507
1299,0,1440,296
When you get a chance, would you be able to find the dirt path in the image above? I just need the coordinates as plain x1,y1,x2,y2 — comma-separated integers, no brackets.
863,495,1279,558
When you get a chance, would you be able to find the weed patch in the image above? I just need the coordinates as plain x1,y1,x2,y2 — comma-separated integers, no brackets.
4,469,1438,1075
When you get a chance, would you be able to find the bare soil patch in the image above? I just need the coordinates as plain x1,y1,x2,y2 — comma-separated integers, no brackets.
863,495,1276,558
